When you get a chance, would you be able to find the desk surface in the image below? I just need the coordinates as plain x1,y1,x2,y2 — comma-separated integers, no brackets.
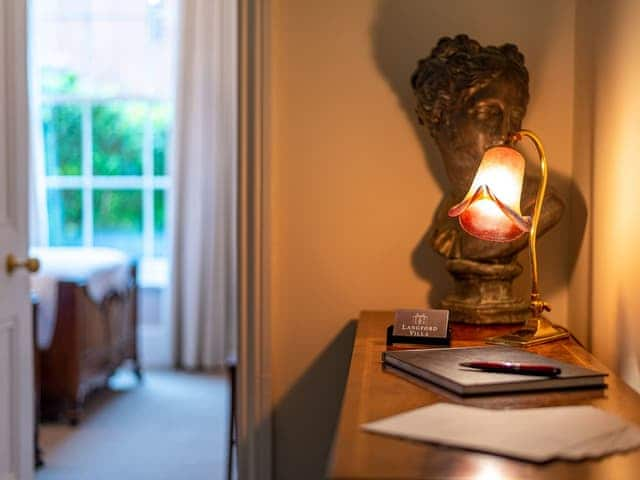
327,311,640,480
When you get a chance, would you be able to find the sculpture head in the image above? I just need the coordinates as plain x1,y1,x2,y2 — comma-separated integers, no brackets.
411,35,529,198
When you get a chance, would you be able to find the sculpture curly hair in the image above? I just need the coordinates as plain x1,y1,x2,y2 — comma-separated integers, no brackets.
411,35,529,138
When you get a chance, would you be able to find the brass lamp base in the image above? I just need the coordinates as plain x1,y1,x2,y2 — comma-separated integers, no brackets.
485,316,569,347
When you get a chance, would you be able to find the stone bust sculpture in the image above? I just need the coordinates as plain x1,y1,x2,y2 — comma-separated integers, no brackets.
411,35,565,323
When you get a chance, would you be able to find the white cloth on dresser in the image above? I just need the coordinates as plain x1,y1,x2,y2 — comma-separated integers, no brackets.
30,247,132,349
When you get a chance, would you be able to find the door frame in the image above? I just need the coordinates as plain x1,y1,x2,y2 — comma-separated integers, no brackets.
238,0,272,479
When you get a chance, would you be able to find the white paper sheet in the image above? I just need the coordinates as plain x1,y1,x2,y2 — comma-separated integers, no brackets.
361,403,640,463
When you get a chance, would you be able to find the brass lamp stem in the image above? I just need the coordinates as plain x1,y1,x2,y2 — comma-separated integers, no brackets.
514,129,550,318
485,130,567,347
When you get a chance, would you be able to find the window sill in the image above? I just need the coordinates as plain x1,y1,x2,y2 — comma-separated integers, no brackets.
138,257,169,289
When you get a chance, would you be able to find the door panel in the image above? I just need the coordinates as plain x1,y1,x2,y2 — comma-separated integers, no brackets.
0,321,13,475
0,0,33,479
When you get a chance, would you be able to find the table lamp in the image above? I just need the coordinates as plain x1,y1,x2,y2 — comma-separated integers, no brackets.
448,130,569,346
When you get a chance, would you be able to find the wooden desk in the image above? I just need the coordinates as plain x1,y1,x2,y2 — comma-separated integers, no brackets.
327,311,640,479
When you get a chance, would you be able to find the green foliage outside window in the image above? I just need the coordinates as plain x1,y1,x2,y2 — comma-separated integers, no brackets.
152,104,170,175
47,189,82,246
43,104,82,175
42,67,79,95
94,189,143,231
153,190,165,232
92,102,145,175
94,189,144,255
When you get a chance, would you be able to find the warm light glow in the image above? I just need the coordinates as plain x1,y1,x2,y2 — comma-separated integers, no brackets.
449,145,531,242
472,460,505,480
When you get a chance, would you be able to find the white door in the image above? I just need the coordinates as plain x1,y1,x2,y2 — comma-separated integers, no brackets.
0,1,34,479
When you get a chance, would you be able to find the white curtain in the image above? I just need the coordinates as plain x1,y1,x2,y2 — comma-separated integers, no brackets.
170,0,237,369
27,2,49,247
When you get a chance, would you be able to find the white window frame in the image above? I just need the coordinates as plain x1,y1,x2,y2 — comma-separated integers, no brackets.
41,94,171,261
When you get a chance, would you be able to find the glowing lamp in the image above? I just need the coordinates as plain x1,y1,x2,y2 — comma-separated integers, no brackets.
448,145,530,242
448,130,569,346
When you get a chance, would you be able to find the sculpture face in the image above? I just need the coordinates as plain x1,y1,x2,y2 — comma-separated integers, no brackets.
436,72,528,199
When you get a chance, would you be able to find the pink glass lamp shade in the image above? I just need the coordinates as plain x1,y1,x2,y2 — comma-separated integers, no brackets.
448,145,531,242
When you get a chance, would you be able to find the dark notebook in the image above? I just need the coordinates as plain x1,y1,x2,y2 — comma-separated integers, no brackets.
383,346,607,396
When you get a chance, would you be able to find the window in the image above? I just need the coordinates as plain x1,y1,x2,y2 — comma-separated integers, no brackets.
33,0,178,280
43,99,170,258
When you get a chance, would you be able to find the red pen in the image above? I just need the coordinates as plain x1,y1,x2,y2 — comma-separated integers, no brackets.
459,361,561,376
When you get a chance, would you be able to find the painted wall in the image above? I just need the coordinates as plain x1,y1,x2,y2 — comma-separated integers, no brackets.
268,1,578,478
584,0,640,388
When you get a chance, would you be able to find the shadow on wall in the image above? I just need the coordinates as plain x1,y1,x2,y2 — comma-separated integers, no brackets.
369,0,587,307
272,320,357,480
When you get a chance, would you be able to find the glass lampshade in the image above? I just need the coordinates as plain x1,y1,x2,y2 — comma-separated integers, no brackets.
448,145,531,242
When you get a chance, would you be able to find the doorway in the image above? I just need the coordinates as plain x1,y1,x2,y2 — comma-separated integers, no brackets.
29,1,237,479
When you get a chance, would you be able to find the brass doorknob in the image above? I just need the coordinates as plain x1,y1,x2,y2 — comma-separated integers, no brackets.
6,254,40,274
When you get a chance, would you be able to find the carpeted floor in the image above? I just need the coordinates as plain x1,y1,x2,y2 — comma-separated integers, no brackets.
37,369,229,480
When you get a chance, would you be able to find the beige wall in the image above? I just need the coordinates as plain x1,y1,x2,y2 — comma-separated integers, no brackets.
269,0,578,477
585,0,640,386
